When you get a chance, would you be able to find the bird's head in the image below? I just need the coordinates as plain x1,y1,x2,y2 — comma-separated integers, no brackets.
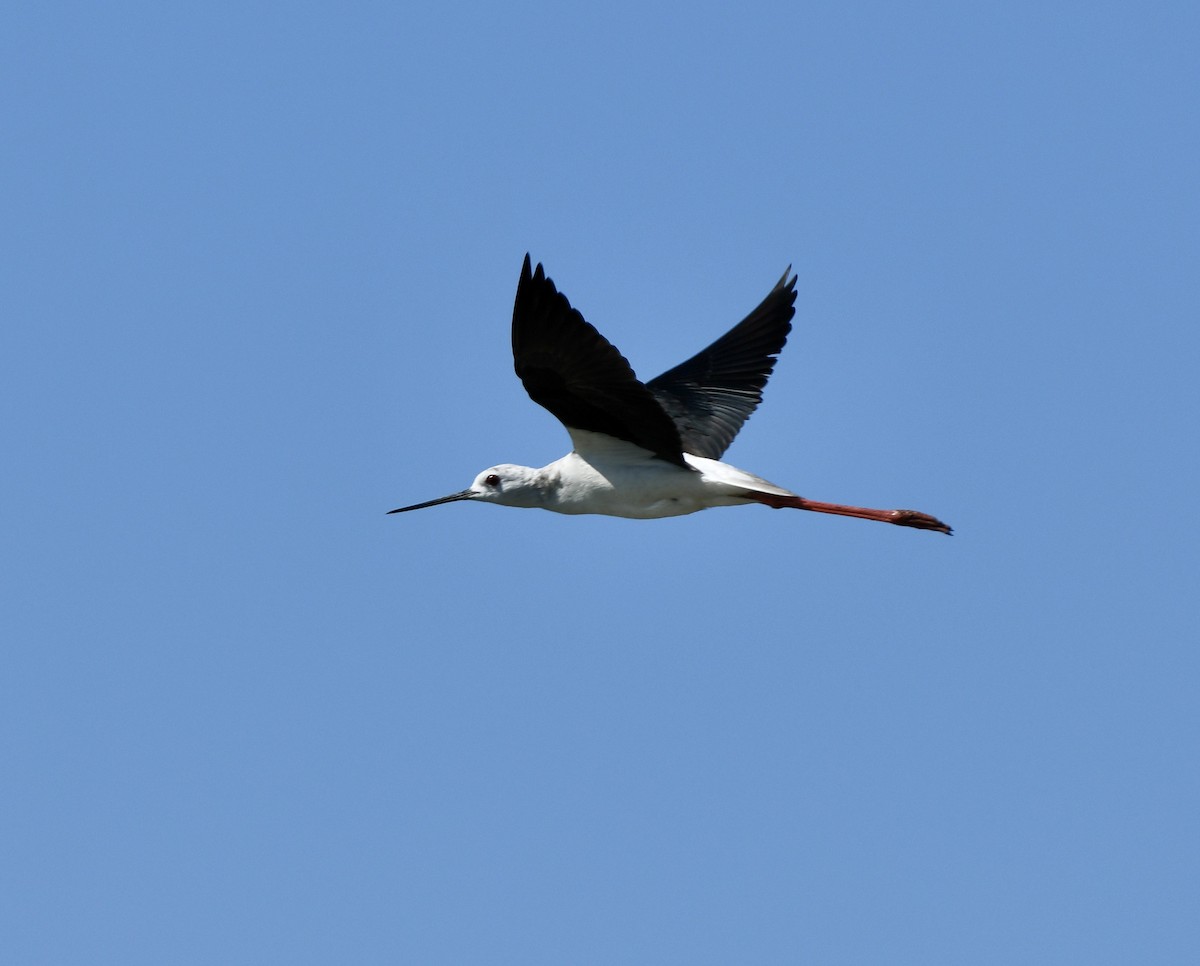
387,464,544,514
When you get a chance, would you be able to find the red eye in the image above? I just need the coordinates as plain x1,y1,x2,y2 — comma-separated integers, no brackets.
485,474,501,486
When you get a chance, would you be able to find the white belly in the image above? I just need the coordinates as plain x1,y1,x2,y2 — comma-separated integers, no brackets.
540,448,784,519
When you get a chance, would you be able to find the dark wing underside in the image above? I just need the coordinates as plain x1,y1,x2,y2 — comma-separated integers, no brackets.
645,268,797,460
511,255,688,467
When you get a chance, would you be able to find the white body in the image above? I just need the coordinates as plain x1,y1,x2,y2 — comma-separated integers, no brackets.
473,430,796,519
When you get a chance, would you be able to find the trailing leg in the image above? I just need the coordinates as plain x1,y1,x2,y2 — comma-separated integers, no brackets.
748,491,952,534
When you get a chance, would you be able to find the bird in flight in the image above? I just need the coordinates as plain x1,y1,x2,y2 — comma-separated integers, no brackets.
389,255,951,534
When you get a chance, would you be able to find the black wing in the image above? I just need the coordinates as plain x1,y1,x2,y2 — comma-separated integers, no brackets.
511,255,688,467
645,268,796,460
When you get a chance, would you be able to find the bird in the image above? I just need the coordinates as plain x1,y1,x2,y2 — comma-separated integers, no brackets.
388,255,951,534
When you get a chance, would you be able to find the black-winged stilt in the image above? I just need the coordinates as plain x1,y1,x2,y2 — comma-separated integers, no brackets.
389,255,951,534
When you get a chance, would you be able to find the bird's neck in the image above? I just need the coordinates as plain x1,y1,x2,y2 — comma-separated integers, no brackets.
500,464,560,508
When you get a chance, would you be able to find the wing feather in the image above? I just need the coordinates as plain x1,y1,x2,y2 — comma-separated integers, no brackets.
645,269,796,459
511,256,687,467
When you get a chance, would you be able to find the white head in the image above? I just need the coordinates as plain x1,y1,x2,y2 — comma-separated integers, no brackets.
387,463,545,514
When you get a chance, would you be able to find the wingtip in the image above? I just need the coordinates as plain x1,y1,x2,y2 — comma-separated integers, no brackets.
519,253,548,286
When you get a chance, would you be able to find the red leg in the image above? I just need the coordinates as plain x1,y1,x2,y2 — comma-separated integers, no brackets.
751,492,952,535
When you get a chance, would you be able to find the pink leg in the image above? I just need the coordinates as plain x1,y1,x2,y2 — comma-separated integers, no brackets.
751,492,952,535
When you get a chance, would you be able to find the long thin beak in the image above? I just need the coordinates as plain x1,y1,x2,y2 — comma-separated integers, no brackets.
386,489,473,514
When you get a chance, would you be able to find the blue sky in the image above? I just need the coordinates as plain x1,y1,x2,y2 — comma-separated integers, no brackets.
3,2,1197,962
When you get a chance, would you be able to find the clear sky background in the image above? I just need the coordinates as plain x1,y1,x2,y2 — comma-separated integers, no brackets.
3,2,1197,963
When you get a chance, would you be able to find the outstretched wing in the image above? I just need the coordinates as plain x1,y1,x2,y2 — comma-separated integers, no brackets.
511,255,688,467
645,268,796,459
